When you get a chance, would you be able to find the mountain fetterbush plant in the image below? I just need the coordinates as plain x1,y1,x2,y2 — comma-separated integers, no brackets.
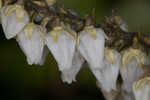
1,0,150,100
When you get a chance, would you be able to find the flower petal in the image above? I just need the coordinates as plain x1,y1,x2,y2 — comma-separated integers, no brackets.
93,50,121,92
78,27,105,69
45,28,76,71
61,51,84,84
121,58,145,93
17,24,45,65
133,77,150,100
120,48,150,93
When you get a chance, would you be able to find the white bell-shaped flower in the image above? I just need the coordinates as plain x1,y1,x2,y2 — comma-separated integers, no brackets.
1,4,29,39
61,51,84,84
93,48,121,93
45,25,76,71
78,26,105,69
133,77,150,100
17,23,46,65
120,48,150,93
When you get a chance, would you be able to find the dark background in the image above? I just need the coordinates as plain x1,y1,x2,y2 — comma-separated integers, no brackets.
0,0,150,100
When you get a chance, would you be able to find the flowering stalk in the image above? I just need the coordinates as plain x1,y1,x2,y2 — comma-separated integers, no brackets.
1,0,150,100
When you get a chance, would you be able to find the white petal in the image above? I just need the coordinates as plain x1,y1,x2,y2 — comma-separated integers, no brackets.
38,46,49,66
92,50,121,92
45,30,76,71
1,6,29,39
17,25,45,65
78,28,105,69
133,81,150,100
61,51,84,84
120,57,145,93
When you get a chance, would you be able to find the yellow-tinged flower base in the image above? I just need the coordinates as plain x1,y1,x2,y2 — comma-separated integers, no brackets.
5,4,25,22
104,48,115,64
51,25,76,43
24,23,45,40
122,48,145,67
84,26,97,40
24,23,34,40
61,23,76,40
50,26,62,42
136,77,150,91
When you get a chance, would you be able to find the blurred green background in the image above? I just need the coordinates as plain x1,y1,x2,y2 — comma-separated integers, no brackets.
0,0,150,100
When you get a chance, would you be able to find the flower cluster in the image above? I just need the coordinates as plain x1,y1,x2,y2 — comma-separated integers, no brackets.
1,0,150,100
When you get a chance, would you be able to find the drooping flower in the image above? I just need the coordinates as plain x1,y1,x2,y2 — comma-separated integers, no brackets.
1,4,29,39
120,48,150,93
45,24,76,71
94,48,121,93
61,51,84,84
17,23,46,65
78,25,105,69
133,77,150,100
